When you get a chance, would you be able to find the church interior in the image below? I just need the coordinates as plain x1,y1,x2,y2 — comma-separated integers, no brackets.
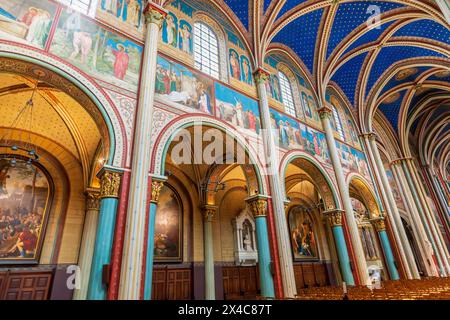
0,0,449,301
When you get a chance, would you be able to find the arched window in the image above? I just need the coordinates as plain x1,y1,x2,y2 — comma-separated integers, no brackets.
194,22,220,79
278,71,296,117
332,106,345,140
58,0,97,16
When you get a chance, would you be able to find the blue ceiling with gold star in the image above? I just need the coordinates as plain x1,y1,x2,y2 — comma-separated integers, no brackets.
221,0,449,133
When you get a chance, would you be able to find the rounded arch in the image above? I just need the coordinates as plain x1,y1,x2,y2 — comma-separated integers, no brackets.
0,43,127,167
151,115,268,195
279,150,341,210
346,173,382,219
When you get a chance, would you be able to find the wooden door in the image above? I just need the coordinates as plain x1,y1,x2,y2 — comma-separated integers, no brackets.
293,265,304,289
152,268,192,300
3,271,52,300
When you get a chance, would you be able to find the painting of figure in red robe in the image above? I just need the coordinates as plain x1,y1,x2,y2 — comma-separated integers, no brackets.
154,186,182,262
0,157,51,264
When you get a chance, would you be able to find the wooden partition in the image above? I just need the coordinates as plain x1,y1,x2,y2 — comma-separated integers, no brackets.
293,263,330,291
0,270,53,300
222,266,259,300
151,267,192,300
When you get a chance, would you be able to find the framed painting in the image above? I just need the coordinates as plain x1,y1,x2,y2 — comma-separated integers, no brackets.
288,207,319,261
154,185,183,262
0,155,53,264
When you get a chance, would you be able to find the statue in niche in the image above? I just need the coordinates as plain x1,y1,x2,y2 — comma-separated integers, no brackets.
232,208,258,265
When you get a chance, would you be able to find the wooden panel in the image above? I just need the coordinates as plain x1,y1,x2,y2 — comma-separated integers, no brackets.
313,264,329,287
222,267,240,296
0,272,7,300
152,269,167,301
293,265,305,290
222,266,258,300
167,269,191,300
302,264,316,287
3,272,52,300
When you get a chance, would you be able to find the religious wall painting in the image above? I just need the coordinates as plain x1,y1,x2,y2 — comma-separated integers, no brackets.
304,127,330,165
288,207,318,261
50,9,142,92
229,49,241,81
351,148,370,179
155,55,213,114
385,169,406,212
0,0,57,49
97,0,144,39
0,157,52,264
215,83,261,136
178,20,192,55
270,75,282,103
162,12,178,48
154,186,182,262
270,108,305,150
338,141,358,172
240,55,252,85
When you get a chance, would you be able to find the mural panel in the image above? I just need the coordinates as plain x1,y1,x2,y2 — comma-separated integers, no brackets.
288,207,318,261
154,186,182,262
215,83,261,136
97,0,145,40
304,127,330,165
270,108,305,150
0,157,51,264
155,55,213,114
50,9,142,92
0,0,57,49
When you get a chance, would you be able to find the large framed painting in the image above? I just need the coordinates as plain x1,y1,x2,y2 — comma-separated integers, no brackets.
0,156,53,264
288,207,319,261
154,185,182,262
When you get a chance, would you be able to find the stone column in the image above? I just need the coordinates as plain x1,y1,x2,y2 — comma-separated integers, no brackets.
202,205,217,300
324,210,355,285
391,160,437,277
371,218,400,280
246,195,275,298
364,133,419,279
400,159,446,275
254,68,297,297
318,107,369,285
88,169,122,300
406,159,450,275
73,189,100,300
143,178,166,300
118,4,167,300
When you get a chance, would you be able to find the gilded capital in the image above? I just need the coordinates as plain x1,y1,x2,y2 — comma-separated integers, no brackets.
86,190,100,211
202,205,217,222
325,209,344,227
253,68,270,84
246,195,268,218
318,107,333,120
99,170,122,199
144,4,167,28
151,180,165,203
371,218,386,232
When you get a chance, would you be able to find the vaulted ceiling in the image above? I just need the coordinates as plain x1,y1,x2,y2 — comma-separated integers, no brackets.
157,0,449,171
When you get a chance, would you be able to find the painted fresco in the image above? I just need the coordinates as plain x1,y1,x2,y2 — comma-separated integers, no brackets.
215,83,261,136
304,127,330,164
155,55,213,114
0,158,50,263
386,169,406,212
154,186,182,262
50,9,142,92
97,0,144,39
159,0,194,64
340,144,370,179
288,208,318,261
0,0,57,49
270,108,305,150
302,91,319,122
227,30,253,90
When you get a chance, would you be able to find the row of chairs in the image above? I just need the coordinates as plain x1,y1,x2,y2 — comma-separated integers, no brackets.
294,277,450,300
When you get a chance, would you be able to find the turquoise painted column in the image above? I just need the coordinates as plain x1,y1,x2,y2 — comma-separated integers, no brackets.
326,210,355,285
144,179,165,300
372,218,400,280
87,169,122,300
247,195,275,298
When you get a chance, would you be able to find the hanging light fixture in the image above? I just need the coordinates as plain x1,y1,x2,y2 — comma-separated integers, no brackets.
0,79,40,166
